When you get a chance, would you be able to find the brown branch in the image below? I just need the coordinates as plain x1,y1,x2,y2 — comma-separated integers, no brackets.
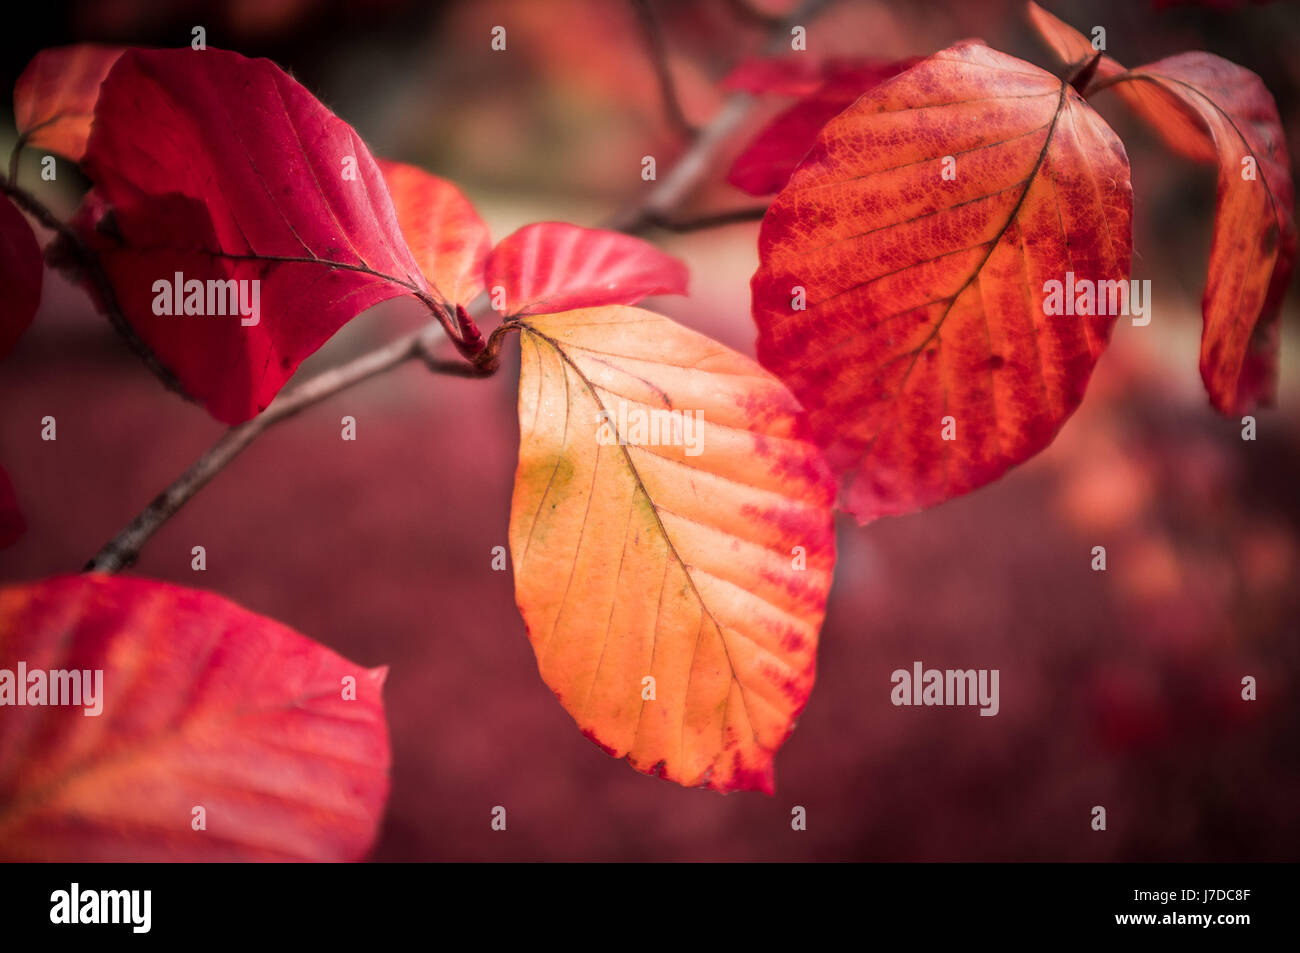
629,205,768,235
85,323,463,572
85,0,835,573
608,0,834,233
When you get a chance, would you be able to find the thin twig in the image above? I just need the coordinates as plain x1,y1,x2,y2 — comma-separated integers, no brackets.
86,324,448,572
630,0,696,137
609,0,834,233
630,205,767,235
85,0,835,573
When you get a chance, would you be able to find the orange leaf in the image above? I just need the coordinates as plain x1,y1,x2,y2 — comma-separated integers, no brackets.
752,41,1133,522
1026,2,1214,162
1118,55,1296,414
0,575,390,861
508,306,835,793
13,44,125,161
377,158,491,307
1027,2,1295,412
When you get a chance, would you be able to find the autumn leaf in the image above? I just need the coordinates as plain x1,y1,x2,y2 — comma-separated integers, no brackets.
727,58,920,196
0,574,390,861
1026,2,1214,162
1027,3,1295,413
508,305,835,793
1126,55,1295,413
13,44,125,161
377,158,491,307
0,468,23,549
485,223,688,317
752,40,1133,522
75,48,434,424
0,197,42,361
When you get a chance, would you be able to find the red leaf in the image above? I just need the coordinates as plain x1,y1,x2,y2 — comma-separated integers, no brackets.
0,574,390,861
484,223,688,317
13,44,125,161
727,58,920,196
1120,55,1296,414
0,467,23,549
377,158,491,307
0,197,42,361
77,48,432,424
752,41,1133,522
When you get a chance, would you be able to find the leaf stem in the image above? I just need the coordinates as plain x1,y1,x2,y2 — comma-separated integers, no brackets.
1084,72,1129,97
1065,52,1103,96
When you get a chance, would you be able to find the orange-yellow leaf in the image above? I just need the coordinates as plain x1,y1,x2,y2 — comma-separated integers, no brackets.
508,306,836,793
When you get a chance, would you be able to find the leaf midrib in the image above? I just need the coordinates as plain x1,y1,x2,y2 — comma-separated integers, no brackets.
518,323,767,760
850,77,1073,478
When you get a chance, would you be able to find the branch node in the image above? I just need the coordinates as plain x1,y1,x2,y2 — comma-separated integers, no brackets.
1065,52,1103,96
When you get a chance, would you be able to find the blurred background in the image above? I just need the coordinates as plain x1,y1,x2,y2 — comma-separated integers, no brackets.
1,0,1298,860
